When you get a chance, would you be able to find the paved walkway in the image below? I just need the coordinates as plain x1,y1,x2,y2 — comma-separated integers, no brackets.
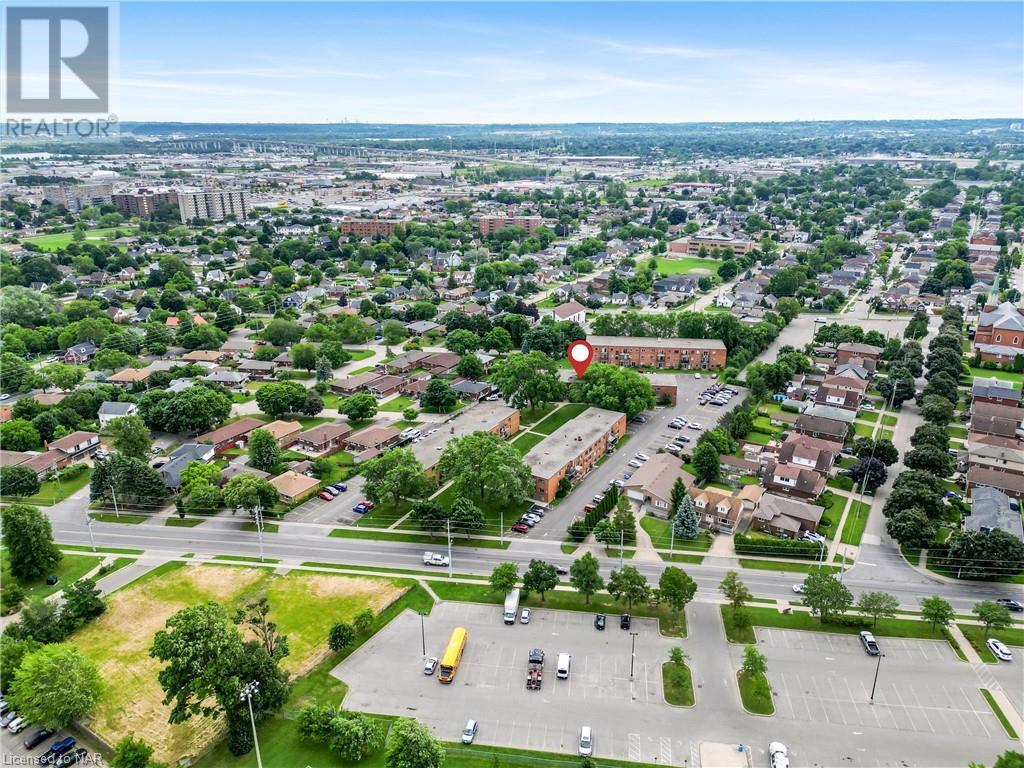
947,623,984,664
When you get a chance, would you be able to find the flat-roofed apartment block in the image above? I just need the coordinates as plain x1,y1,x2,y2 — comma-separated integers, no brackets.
42,183,113,211
413,403,520,477
524,407,627,502
339,217,407,238
112,188,179,217
477,215,543,236
588,336,727,370
177,190,251,223
668,234,754,257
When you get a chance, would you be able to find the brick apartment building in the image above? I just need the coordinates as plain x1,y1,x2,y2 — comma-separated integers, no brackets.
668,235,754,257
588,336,727,370
42,183,113,211
339,217,406,238
477,216,543,236
112,189,179,217
973,301,1024,363
524,407,627,502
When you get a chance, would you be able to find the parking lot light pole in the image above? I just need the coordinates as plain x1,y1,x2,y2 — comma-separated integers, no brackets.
629,631,639,680
869,653,886,704
420,612,426,657
240,681,263,768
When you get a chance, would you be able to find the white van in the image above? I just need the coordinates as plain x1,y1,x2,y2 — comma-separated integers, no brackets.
557,653,571,679
578,726,593,757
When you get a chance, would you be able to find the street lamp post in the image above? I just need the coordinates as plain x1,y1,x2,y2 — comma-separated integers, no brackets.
109,483,120,519
86,516,96,552
420,613,426,658
629,631,639,680
240,681,264,768
868,651,884,708
253,504,265,563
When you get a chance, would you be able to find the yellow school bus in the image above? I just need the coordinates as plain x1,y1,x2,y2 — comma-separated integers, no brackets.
438,627,467,683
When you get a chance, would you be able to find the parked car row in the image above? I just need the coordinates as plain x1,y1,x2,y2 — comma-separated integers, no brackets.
511,505,547,534
698,383,738,408
317,482,348,501
0,701,89,766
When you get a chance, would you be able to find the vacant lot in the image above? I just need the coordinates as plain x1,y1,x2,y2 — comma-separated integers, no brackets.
71,563,406,764
652,256,723,275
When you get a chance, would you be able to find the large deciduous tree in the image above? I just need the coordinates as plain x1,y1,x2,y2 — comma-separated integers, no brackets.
607,566,650,610
361,448,433,509
571,363,656,418
438,432,531,507
659,567,697,617
109,415,153,460
801,570,852,624
9,644,103,727
489,352,565,413
569,553,603,604
522,559,558,602
255,381,308,420
247,428,281,472
3,503,61,580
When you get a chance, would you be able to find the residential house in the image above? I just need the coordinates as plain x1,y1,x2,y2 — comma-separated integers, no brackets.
687,484,764,535
64,341,98,364
366,375,405,398
794,413,849,444
420,353,461,375
237,359,277,379
622,453,694,517
964,486,1023,540
97,401,139,428
971,377,1023,408
107,367,152,388
973,301,1024,362
345,425,402,454
552,300,587,324
965,467,1024,500
45,431,100,466
814,386,862,412
751,493,825,537
204,370,250,389
158,443,217,489
270,470,320,504
195,417,265,456
835,342,883,365
261,420,302,448
331,372,382,395
295,423,352,457
762,459,827,501
970,402,1024,440
776,433,838,477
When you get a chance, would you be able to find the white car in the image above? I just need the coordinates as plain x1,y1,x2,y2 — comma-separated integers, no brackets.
7,716,27,733
520,608,532,624
627,459,643,469
423,656,438,675
814,316,827,323
688,423,702,430
987,638,1013,662
578,726,593,757
665,443,682,453
634,452,650,462
769,742,790,768
0,394,9,401
792,583,804,594
612,479,624,488
694,373,702,379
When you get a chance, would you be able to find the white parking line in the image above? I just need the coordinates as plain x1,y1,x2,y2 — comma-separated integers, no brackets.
961,686,992,739
908,686,936,733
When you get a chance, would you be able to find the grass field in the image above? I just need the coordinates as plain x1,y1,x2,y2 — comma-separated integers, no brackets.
89,512,148,524
653,256,723,275
532,403,591,435
1,549,103,603
511,430,546,455
662,661,695,706
519,403,557,426
964,367,1023,387
378,394,415,412
165,518,203,527
331,527,511,550
638,515,713,552
427,581,688,637
71,562,409,764
720,605,952,646
738,559,839,574
21,226,137,251
958,623,1024,656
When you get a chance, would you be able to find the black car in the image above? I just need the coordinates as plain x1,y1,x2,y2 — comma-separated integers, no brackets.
23,727,55,749
39,737,75,765
594,613,606,631
555,566,568,576
620,614,631,630
56,749,89,767
996,598,1024,612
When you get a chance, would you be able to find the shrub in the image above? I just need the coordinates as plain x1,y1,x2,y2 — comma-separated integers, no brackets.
59,463,89,480
733,533,821,559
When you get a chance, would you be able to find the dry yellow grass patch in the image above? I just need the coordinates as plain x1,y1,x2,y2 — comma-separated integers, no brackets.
71,564,405,764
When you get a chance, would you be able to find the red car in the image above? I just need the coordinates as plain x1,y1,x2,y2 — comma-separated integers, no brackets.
511,522,530,534
318,491,334,501
359,501,375,510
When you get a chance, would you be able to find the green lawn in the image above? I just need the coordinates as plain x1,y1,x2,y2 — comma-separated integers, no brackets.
981,689,1019,738
738,559,838,574
351,499,414,528
511,430,546,455
737,670,774,715
212,554,280,563
428,581,688,637
839,501,872,546
240,521,279,533
519,403,557,426
21,225,137,251
414,484,531,536
165,518,203,527
662,662,695,706
332,527,510,550
532,403,591,435
378,394,415,412
653,256,724,275
344,348,375,361
2,549,103,602
2,468,93,506
817,492,846,537
958,623,1024,652
720,605,952,645
965,367,1023,387
881,414,898,427
638,515,713,551
88,512,148,524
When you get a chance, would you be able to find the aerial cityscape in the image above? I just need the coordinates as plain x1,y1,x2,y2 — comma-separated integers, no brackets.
0,2,1023,768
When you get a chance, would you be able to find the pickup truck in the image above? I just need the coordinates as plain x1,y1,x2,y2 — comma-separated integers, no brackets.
859,630,880,655
526,648,544,690
423,552,450,567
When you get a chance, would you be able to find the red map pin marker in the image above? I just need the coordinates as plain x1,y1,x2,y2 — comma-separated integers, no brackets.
567,340,594,377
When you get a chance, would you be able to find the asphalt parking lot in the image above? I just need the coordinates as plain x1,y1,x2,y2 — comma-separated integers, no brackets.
0,720,101,766
744,627,1004,741
335,602,691,764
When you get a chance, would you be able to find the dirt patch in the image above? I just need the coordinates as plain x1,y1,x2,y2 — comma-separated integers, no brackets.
298,573,404,612
180,563,268,600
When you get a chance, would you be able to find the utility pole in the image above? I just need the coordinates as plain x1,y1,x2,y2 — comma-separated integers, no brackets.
109,483,120,519
500,510,503,543
619,529,625,570
669,524,675,557
869,653,886,704
629,631,639,680
254,504,265,563
446,518,453,578
240,681,264,768
420,613,426,657
86,516,96,552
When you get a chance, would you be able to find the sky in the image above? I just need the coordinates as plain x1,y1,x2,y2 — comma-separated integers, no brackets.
116,2,1024,123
